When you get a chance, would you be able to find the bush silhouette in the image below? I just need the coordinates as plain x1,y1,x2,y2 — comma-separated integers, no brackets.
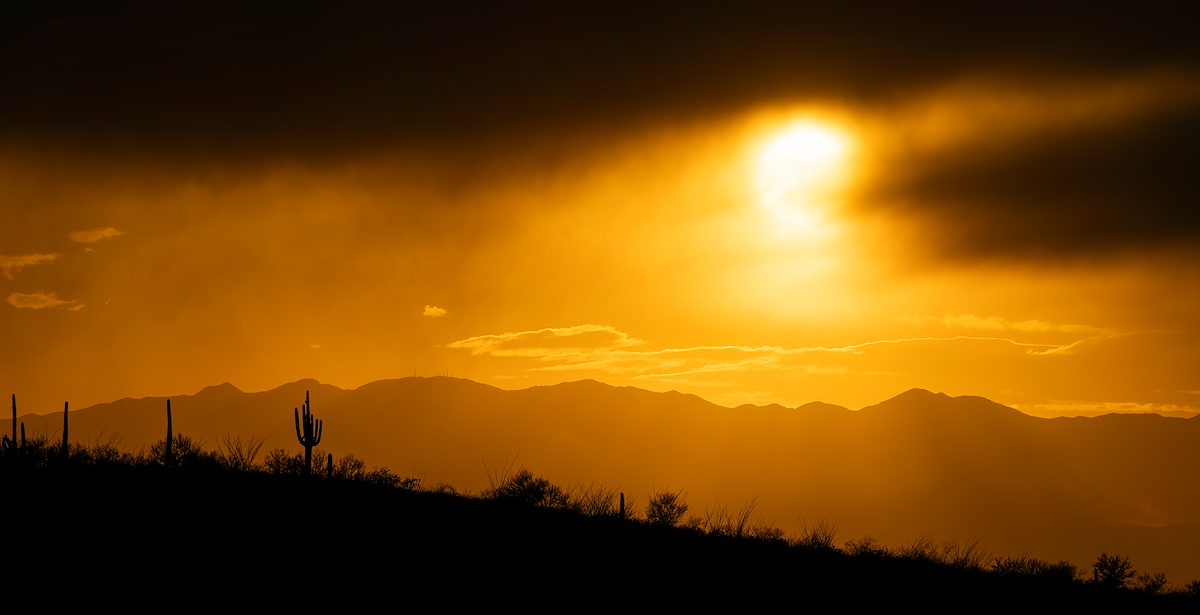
1134,572,1168,594
991,554,1078,582
218,434,265,471
794,520,838,551
646,489,688,526
1092,552,1136,589
570,481,623,517
485,468,570,509
147,435,216,468
264,447,310,475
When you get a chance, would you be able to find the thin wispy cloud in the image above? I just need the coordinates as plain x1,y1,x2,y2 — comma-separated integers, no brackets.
447,324,643,357
0,253,61,279
448,325,1125,380
899,313,1107,334
7,291,84,311
422,305,448,318
68,227,124,244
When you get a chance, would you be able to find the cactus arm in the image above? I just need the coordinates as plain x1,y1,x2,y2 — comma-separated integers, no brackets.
294,408,303,443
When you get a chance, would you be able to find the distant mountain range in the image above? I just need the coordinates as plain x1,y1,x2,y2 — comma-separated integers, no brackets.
6,377,1200,582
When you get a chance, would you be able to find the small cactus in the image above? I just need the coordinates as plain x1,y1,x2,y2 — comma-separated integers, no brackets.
61,401,69,456
327,452,334,479
293,390,323,475
620,492,626,519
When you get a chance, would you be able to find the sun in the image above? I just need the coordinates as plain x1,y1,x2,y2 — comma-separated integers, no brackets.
754,121,852,237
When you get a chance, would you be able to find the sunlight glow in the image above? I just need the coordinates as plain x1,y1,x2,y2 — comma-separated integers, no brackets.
754,121,852,238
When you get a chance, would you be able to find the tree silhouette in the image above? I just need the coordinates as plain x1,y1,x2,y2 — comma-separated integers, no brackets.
1092,552,1135,589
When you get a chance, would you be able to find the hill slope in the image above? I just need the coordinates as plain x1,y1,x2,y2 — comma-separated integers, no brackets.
6,377,1200,581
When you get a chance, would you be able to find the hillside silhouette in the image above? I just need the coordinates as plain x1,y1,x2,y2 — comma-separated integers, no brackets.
4,444,1195,612
6,377,1200,581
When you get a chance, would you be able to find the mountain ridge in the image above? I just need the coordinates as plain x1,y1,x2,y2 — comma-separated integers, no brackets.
11,377,1183,423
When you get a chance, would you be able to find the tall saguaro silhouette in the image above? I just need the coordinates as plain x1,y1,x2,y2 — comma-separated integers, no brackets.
294,390,323,475
165,399,174,465
61,402,69,456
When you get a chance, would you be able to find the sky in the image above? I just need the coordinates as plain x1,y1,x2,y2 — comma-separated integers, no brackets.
2,2,1199,416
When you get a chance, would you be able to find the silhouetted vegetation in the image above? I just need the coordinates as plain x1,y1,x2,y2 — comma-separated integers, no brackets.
2,395,1197,611
485,467,571,508
1094,552,1137,589
293,389,323,475
646,489,689,526
218,434,265,471
992,553,1078,583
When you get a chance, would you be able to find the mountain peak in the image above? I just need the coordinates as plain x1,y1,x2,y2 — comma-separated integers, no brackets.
194,382,242,396
895,388,948,401
860,388,1024,420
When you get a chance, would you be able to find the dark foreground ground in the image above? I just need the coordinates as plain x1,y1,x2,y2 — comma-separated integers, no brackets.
4,463,1194,613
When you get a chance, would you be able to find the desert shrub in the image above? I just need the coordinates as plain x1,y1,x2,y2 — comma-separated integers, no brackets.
263,448,309,475
427,482,458,495
146,435,218,468
570,482,622,517
333,453,368,479
687,501,758,538
898,535,941,563
794,520,839,552
942,539,988,570
86,442,129,465
0,435,52,465
1134,572,1168,594
646,490,688,527
365,466,420,490
749,525,787,544
218,434,265,471
844,535,890,558
1092,552,1136,589
484,468,570,509
261,448,418,487
991,554,1078,582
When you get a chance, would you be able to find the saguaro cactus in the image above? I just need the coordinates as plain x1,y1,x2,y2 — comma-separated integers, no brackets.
327,452,334,479
165,399,174,465
293,390,323,475
61,401,69,456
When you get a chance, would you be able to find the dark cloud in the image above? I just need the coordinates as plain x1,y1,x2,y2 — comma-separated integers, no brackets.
3,1,1198,158
867,103,1200,260
4,1,1199,261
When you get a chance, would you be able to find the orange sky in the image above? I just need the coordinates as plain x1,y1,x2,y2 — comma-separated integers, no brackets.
2,4,1198,417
